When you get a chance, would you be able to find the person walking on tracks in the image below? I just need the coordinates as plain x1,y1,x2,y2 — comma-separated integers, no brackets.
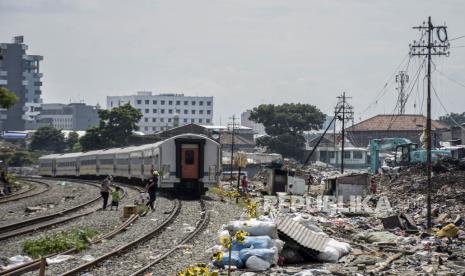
101,175,112,210
110,186,122,211
145,170,159,211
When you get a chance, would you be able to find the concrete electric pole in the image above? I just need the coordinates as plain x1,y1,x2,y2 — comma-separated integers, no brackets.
410,16,450,229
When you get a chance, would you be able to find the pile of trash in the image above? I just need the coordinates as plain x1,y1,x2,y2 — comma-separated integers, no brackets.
211,218,283,271
209,211,352,273
213,159,465,274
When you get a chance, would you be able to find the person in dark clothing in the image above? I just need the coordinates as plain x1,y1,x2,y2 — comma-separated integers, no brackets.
101,176,112,210
146,170,159,210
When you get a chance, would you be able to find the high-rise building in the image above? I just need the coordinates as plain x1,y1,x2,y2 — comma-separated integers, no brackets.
107,92,214,134
0,36,43,130
36,103,100,130
241,110,266,135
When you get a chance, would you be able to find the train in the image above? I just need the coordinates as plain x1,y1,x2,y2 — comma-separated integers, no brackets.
39,133,221,195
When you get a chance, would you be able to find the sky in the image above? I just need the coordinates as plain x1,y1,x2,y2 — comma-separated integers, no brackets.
1,0,465,125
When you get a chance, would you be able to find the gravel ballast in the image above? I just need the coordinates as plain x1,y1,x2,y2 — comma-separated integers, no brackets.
45,196,175,275
0,179,101,226
0,184,140,264
148,197,244,275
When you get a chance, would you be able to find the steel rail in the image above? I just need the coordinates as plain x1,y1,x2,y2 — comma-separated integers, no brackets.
0,182,140,276
59,199,181,276
0,179,50,204
0,178,120,240
0,214,139,276
0,179,102,235
129,199,209,276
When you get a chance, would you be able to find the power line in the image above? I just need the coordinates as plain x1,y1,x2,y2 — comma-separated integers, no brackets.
385,56,427,131
449,34,465,41
358,31,428,120
431,84,465,130
358,54,411,116
435,67,465,89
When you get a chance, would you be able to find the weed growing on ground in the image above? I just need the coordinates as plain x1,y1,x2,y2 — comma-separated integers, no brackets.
22,227,97,258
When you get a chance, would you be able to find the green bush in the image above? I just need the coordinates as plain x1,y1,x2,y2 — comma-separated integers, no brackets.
22,227,97,258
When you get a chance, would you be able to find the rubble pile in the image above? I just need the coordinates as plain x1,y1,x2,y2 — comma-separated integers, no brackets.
239,164,465,274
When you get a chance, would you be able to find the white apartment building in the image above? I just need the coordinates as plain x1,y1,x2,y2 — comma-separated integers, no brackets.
241,110,266,135
107,92,214,134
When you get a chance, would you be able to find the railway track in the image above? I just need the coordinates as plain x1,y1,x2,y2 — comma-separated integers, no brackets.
59,198,182,276
0,179,50,204
0,178,133,241
129,199,209,276
0,214,140,276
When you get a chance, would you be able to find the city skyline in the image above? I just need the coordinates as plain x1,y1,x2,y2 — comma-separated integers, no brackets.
1,0,465,125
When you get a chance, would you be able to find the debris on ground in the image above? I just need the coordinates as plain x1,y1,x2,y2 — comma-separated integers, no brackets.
203,159,465,275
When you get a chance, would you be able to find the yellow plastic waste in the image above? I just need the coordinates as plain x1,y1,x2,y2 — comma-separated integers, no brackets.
436,223,459,238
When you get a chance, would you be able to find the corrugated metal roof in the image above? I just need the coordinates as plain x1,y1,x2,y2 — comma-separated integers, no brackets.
276,217,329,252
346,114,448,132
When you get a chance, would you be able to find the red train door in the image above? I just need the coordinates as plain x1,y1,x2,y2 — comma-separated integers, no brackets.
181,144,199,179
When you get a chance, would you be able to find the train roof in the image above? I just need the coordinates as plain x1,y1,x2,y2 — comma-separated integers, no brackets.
38,133,218,161
38,153,63,160
165,133,219,145
80,149,107,157
55,152,84,159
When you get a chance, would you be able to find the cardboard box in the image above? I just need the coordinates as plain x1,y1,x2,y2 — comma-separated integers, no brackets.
123,205,138,218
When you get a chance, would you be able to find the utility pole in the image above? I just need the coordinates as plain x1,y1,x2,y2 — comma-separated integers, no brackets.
228,115,237,180
396,71,409,114
410,16,450,229
335,92,353,174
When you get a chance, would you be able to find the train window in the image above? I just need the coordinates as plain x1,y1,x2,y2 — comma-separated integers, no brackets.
185,150,195,164
353,151,363,159
155,154,159,165
343,151,351,159
209,165,216,180
162,165,170,179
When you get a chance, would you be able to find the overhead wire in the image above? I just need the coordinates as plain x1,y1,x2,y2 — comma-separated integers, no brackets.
431,84,465,130
358,30,426,120
386,56,428,131
358,53,411,116
449,34,465,41
435,68,465,89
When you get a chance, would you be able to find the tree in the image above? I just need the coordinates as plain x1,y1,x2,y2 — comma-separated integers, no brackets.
256,134,307,160
439,112,465,127
249,103,325,160
72,142,82,152
80,103,142,151
7,151,35,167
79,127,103,151
66,131,79,151
30,126,66,153
0,87,18,109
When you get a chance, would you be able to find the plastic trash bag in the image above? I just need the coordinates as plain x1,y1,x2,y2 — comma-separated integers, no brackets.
46,255,74,264
293,269,332,275
245,256,271,271
226,219,278,239
239,247,278,264
272,239,285,253
213,251,244,268
232,236,273,251
1,255,33,270
354,230,399,244
317,239,351,263
81,255,95,262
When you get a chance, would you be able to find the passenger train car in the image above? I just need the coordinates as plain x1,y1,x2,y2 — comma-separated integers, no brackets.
39,134,221,195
